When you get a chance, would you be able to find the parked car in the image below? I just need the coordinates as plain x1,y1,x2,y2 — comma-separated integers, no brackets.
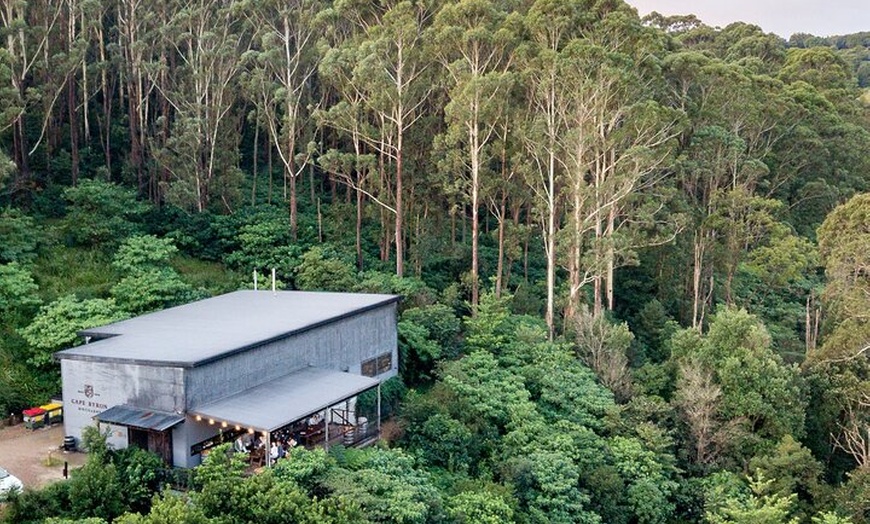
0,467,23,500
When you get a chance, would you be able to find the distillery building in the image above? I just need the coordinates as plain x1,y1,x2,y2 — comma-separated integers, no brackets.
55,290,399,468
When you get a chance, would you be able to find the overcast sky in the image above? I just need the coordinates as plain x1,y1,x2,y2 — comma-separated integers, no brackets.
626,0,869,38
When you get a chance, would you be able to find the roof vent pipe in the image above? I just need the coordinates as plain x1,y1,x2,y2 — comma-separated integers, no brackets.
272,268,276,294
253,269,258,291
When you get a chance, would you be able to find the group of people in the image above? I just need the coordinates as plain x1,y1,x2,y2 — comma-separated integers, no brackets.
270,437,297,460
232,432,298,462
230,412,327,463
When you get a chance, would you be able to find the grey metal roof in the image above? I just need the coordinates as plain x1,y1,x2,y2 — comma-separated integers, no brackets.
189,366,379,432
95,405,185,432
55,290,399,368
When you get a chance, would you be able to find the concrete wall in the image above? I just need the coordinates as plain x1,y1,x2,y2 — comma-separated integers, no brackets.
186,303,398,408
172,418,224,468
60,359,184,451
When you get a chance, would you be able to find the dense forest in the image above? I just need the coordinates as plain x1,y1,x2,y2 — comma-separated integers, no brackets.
1,0,869,522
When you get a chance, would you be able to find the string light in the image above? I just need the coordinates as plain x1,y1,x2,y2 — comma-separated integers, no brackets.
208,418,215,425
195,415,202,422
221,421,227,428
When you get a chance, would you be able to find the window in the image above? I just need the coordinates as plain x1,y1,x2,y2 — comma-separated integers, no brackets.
362,352,392,377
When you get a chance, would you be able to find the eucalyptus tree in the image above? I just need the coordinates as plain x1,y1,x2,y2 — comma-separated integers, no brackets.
667,56,778,328
0,0,64,188
518,0,586,336
431,0,519,309
114,0,162,194
318,0,435,277
151,0,249,212
243,0,323,239
577,12,681,318
812,193,870,470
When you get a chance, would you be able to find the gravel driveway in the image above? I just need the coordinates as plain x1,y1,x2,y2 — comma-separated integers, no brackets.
0,424,87,491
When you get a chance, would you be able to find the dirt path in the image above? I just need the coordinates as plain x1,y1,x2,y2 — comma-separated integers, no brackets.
0,424,87,490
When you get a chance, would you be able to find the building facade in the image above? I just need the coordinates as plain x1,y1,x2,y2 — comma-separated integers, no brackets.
56,290,399,467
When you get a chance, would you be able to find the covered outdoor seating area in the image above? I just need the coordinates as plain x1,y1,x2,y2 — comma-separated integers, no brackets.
189,367,382,467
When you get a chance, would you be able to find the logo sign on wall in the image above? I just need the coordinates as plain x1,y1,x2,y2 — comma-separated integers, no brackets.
71,384,107,414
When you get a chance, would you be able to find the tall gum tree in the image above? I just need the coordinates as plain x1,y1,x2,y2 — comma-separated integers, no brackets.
319,0,434,277
813,193,870,470
242,0,322,240
431,0,519,310
519,0,588,338
0,0,63,190
152,0,249,212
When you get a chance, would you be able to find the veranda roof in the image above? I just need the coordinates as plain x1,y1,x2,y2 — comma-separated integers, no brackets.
188,366,379,433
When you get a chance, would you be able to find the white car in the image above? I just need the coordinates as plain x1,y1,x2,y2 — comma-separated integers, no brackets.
0,467,23,500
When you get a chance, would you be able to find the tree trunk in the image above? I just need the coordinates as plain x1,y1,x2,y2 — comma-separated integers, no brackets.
692,231,704,331
495,194,506,298
395,131,404,278
289,151,298,241
470,119,480,309
606,205,615,311
67,75,80,185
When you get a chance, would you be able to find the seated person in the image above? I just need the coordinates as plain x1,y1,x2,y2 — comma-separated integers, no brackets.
233,436,248,453
270,442,280,460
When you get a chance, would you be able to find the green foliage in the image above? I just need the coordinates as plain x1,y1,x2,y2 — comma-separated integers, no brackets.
112,235,179,274
463,291,512,354
812,512,855,524
506,448,600,524
321,448,444,524
2,3,869,523
704,471,799,524
271,447,336,495
1,481,73,523
116,491,212,524
0,208,39,264
113,446,166,514
446,490,514,524
670,308,806,465
68,460,126,522
407,413,474,473
108,235,196,314
632,299,679,364
294,245,357,292
61,180,149,249
111,269,197,315
0,262,40,323
20,295,127,367
748,435,824,515
441,350,535,432
42,518,107,524
356,376,406,419
398,319,442,385
31,245,117,300
80,425,113,459
831,468,870,524
354,273,438,310
608,436,678,524
221,207,297,275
